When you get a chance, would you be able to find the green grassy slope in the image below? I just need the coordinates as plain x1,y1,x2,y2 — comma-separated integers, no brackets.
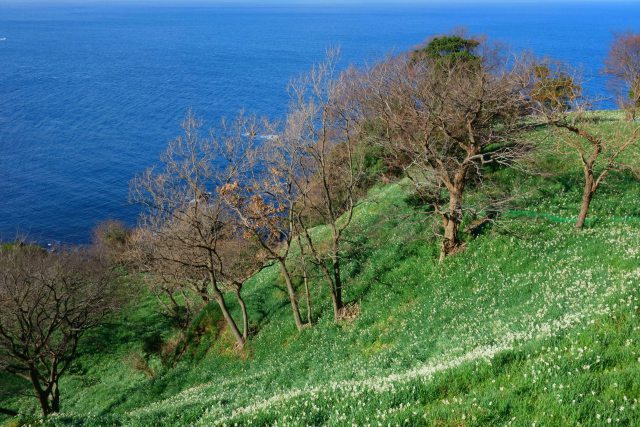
2,115,639,426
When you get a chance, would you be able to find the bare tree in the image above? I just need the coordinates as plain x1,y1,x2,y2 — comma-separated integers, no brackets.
531,61,640,228
126,227,198,331
130,111,265,348
285,50,367,320
359,35,533,260
215,236,266,340
605,32,640,121
0,245,120,416
218,120,310,331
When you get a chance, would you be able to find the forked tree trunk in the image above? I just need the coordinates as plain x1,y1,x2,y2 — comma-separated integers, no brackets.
299,224,341,322
210,283,245,348
576,168,596,229
30,367,53,416
279,261,305,331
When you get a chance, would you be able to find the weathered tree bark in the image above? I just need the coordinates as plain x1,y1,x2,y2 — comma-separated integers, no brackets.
279,261,305,331
439,173,466,261
576,167,596,229
440,216,460,262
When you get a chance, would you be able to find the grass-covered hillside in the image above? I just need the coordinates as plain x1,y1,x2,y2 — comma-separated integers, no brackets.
2,115,640,426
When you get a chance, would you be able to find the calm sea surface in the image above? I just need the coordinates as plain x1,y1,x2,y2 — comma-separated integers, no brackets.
1,2,639,244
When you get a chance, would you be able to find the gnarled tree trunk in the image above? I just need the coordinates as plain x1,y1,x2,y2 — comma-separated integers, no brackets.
440,177,465,262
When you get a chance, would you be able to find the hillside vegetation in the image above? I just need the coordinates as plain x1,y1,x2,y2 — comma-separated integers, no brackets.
2,113,639,426
3,31,640,425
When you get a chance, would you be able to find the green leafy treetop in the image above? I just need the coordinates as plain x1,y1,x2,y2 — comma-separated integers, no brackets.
412,35,480,65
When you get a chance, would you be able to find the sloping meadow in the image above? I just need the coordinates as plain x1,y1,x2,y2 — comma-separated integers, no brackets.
28,154,640,426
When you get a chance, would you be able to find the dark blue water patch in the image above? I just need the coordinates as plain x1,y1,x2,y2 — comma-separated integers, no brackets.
1,2,639,244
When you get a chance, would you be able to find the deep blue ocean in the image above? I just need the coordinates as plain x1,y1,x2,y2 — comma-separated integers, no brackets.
1,2,639,244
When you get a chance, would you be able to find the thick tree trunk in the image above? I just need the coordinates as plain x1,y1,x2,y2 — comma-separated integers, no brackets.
576,170,596,229
35,388,52,416
234,288,249,341
440,217,460,261
279,261,305,331
440,188,463,262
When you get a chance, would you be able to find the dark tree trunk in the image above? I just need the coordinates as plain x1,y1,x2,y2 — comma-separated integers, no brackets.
330,229,345,319
576,169,596,229
279,261,305,331
50,380,60,413
29,367,52,416
35,387,52,416
329,286,340,321
331,254,343,314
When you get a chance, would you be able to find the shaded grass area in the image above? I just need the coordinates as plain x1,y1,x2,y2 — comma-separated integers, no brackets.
1,115,639,426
